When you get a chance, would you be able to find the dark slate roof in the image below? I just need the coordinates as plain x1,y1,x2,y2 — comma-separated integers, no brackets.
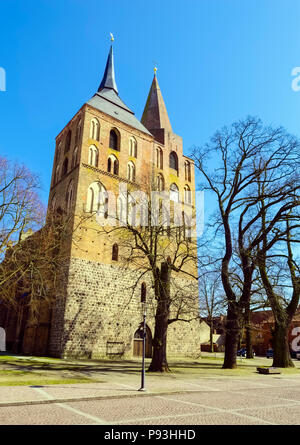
87,90,152,135
87,45,152,136
97,87,132,113
98,46,118,94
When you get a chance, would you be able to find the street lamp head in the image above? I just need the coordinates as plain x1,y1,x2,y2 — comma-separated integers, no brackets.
141,301,147,316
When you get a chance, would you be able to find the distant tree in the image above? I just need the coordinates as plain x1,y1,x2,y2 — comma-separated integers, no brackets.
199,270,224,352
230,254,268,358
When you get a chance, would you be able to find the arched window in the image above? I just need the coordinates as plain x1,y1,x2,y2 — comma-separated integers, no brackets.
66,180,74,212
62,158,68,177
109,129,120,151
88,145,99,167
112,243,118,261
183,213,192,242
156,147,163,169
90,118,100,141
157,174,165,191
55,142,61,165
184,185,191,204
170,183,179,202
75,119,81,144
86,181,107,213
51,194,56,214
107,155,119,175
113,159,119,175
184,161,191,182
72,146,78,169
64,130,72,154
129,137,137,157
169,151,178,172
127,161,136,182
90,120,94,139
141,282,146,303
87,186,94,213
54,165,60,185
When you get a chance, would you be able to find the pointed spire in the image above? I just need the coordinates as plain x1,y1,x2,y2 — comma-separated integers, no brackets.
141,74,172,133
98,45,118,95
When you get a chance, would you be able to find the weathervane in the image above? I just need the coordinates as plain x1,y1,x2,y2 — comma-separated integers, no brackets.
152,60,158,76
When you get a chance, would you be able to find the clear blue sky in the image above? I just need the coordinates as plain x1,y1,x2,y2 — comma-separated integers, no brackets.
0,0,300,206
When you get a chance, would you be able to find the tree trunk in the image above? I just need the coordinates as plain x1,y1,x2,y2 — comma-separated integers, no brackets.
223,303,240,369
245,305,254,359
238,327,243,350
245,325,253,359
258,257,296,368
272,320,294,368
12,304,24,354
148,301,170,372
148,262,171,372
209,320,214,353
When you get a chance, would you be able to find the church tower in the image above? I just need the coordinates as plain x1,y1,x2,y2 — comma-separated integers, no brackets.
45,44,200,359
141,72,195,214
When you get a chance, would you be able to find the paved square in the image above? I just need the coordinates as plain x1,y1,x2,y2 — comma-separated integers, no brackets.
1,374,300,425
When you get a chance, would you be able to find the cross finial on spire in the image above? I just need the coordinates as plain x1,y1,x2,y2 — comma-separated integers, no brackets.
152,60,158,77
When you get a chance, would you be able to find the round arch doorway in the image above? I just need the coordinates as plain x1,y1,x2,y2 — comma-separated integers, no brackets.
133,325,152,358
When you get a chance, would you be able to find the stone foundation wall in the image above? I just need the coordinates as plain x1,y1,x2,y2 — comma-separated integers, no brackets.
48,293,67,357
49,257,201,359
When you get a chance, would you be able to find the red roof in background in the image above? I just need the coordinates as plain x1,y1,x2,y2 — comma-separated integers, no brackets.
251,307,300,325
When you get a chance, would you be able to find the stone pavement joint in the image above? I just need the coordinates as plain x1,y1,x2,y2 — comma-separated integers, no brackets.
0,388,220,408
156,395,277,425
31,386,107,425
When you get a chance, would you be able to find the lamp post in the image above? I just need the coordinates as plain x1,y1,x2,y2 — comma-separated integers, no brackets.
138,284,147,391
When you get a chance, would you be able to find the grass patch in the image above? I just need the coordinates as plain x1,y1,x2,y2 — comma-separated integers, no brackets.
0,353,299,384
0,355,62,362
0,370,32,376
164,357,300,378
0,355,107,386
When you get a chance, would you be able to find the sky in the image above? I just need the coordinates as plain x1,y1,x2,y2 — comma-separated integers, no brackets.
0,0,300,209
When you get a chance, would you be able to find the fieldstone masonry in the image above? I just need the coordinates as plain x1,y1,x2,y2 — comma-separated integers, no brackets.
48,258,201,359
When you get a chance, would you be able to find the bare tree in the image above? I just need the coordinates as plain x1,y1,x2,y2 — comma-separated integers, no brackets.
0,156,43,260
193,117,300,368
79,181,200,372
0,206,79,353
